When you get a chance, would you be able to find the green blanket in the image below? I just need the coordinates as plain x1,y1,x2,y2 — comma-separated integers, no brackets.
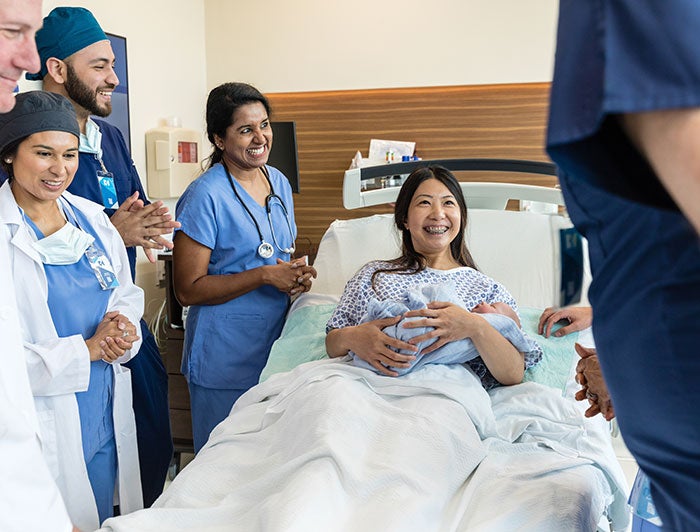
260,304,578,392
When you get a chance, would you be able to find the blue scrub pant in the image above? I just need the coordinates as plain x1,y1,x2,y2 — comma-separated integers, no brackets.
85,435,117,525
559,171,700,531
122,320,173,507
188,382,246,453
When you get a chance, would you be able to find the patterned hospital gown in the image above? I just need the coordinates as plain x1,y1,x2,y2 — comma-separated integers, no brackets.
326,260,543,389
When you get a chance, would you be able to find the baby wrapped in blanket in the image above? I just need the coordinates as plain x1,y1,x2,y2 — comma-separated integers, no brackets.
352,283,538,376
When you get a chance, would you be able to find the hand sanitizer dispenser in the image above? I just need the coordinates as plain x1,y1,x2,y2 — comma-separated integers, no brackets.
146,123,202,198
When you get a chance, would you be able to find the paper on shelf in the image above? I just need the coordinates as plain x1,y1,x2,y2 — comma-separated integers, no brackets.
368,139,415,162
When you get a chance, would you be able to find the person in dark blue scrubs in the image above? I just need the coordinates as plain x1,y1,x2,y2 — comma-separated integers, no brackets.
547,2,700,530
26,7,177,507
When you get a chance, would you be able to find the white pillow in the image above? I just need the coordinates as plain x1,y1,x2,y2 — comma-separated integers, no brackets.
310,211,590,309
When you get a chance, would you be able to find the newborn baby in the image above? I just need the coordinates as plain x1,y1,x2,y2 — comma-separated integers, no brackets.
352,284,537,376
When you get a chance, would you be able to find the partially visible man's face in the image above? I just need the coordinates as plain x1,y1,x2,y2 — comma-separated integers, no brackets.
63,40,118,117
0,0,42,112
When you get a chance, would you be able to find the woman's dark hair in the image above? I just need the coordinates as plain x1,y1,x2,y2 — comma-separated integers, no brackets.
371,165,478,288
0,138,23,179
204,82,272,170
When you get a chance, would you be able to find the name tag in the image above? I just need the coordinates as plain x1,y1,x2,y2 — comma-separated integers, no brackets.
98,170,119,209
85,244,120,290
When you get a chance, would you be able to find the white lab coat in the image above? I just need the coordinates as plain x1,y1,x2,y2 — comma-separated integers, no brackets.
0,234,73,532
0,182,144,532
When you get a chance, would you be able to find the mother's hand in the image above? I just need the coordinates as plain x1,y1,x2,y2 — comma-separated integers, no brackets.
403,301,475,355
334,316,418,377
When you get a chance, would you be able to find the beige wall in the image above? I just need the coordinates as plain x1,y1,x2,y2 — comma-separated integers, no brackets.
204,0,559,93
18,0,558,315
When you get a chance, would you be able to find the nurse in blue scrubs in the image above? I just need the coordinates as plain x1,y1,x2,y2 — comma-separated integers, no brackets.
173,82,317,452
547,2,700,530
0,91,143,531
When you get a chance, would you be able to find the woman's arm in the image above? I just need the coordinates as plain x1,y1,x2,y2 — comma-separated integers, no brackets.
23,336,91,396
404,302,525,386
172,231,316,307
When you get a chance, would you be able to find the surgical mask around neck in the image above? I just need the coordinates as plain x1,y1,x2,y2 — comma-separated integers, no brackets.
80,118,103,159
31,221,95,265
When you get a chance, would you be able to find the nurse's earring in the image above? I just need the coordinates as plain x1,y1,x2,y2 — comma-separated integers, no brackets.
4,157,12,164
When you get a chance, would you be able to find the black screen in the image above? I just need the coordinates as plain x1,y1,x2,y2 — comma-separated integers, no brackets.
103,33,131,153
268,121,300,193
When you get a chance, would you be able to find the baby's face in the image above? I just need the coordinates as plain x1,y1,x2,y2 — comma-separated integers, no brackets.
472,302,521,327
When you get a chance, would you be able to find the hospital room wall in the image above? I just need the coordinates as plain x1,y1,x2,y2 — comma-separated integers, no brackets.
19,1,559,320
203,0,559,92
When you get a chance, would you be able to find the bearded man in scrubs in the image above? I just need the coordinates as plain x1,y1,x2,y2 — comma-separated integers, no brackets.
25,7,175,507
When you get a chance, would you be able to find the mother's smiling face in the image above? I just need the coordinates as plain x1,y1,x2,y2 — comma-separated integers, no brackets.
393,166,472,268
404,177,461,259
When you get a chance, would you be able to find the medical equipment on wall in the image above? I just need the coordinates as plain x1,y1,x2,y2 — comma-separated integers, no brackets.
145,125,202,198
223,164,295,259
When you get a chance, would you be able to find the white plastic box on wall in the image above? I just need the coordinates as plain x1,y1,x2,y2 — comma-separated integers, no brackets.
145,127,202,198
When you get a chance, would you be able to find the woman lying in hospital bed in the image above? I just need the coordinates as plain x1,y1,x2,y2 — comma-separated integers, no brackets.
326,165,543,385
100,166,629,531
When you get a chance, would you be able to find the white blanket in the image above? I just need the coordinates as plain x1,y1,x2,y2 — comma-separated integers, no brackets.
101,360,628,532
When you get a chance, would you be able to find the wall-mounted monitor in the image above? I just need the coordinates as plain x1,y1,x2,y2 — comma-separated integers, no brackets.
102,32,131,153
268,121,300,193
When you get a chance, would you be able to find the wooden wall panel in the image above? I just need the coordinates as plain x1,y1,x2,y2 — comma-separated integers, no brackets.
266,82,553,257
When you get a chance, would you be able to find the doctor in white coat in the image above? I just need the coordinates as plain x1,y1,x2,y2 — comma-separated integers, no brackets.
0,91,144,531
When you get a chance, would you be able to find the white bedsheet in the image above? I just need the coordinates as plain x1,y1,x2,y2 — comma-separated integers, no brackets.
101,360,628,532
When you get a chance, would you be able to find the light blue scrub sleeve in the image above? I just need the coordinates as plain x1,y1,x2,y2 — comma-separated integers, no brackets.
175,177,219,251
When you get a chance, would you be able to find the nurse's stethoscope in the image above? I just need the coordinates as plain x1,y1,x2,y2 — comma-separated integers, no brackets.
223,163,295,259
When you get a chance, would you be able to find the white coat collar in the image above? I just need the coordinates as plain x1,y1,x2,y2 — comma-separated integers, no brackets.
0,181,106,264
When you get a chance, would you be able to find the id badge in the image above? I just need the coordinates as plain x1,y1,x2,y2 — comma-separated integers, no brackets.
85,244,120,290
98,170,120,209
628,471,663,526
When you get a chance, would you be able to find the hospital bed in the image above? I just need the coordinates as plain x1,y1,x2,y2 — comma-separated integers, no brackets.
101,160,629,532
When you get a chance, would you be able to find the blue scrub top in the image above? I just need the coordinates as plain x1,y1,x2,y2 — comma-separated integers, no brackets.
69,119,148,280
25,203,115,463
175,163,297,389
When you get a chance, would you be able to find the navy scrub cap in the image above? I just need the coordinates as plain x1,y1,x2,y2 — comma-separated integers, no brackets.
0,91,80,154
26,6,108,81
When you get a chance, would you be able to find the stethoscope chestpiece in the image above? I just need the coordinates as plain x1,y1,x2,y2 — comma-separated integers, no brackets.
257,241,275,259
224,163,296,259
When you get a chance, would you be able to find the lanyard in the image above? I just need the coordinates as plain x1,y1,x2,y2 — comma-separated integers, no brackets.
223,164,295,258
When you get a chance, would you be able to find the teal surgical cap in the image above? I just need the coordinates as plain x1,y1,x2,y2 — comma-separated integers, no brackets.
26,7,108,81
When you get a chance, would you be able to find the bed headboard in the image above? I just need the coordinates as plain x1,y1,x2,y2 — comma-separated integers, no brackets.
265,82,553,256
310,181,589,309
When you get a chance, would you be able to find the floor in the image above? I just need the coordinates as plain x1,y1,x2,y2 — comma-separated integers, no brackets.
164,452,195,490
